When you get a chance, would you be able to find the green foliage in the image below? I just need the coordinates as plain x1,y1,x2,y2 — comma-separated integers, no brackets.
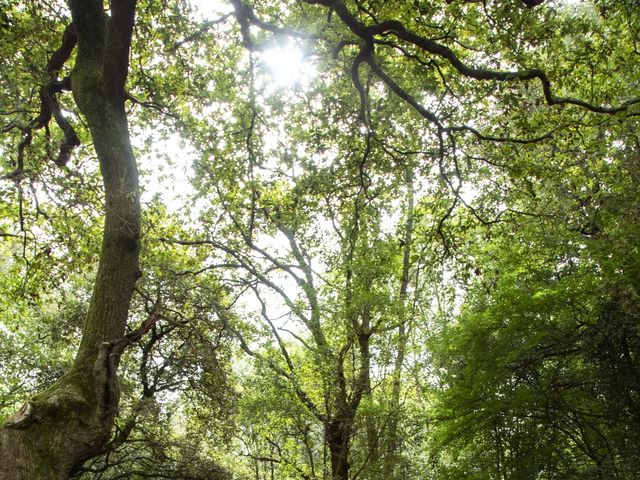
428,128,640,478
2,0,640,478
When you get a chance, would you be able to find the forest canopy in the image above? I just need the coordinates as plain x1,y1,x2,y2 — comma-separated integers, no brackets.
0,0,639,478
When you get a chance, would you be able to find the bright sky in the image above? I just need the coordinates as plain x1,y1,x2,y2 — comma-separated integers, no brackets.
261,41,317,88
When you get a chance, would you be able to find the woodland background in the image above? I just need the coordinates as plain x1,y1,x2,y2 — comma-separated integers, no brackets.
0,0,639,478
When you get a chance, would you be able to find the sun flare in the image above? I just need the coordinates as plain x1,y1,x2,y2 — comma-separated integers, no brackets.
261,41,316,87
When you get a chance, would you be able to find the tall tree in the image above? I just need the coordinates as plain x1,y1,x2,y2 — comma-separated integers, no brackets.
1,0,640,478
0,1,142,478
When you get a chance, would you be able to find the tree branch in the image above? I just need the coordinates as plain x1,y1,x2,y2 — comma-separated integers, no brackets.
303,0,639,115
104,0,137,103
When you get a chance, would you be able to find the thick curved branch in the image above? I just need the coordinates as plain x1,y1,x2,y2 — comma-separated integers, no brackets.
351,42,374,124
376,20,638,114
446,124,558,144
37,23,81,166
46,23,78,74
3,24,81,178
365,55,442,126
42,77,81,166
447,0,545,7
231,0,322,50
305,0,639,115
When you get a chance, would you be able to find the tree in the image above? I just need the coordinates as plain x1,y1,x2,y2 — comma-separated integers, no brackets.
0,1,142,478
1,0,639,478
427,117,640,479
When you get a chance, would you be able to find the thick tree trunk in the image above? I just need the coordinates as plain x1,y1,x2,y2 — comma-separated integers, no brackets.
0,2,139,478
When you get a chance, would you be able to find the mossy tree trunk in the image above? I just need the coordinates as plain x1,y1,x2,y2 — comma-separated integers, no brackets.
0,1,140,478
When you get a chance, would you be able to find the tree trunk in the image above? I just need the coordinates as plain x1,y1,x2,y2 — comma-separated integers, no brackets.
383,173,414,479
326,418,351,480
0,2,139,478
324,357,357,480
358,310,379,464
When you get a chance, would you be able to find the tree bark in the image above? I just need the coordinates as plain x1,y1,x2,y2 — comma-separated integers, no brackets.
326,418,351,480
358,308,379,465
0,1,140,478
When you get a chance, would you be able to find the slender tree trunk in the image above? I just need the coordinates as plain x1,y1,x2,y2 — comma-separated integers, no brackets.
326,418,351,480
383,173,414,478
356,303,378,463
0,2,140,478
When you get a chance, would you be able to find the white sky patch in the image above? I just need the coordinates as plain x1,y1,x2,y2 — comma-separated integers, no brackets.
137,132,197,214
260,40,317,88
189,0,233,21
459,184,480,205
